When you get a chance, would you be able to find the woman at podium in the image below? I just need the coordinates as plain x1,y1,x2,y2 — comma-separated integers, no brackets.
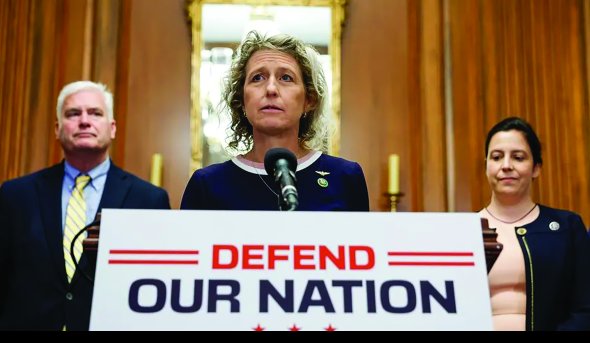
181,31,369,211
479,116,590,331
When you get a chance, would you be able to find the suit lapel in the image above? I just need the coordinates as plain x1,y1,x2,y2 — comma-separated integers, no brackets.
98,164,131,212
36,162,68,284
71,163,131,285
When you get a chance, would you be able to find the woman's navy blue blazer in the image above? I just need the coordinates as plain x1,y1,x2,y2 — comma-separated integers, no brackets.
511,205,590,330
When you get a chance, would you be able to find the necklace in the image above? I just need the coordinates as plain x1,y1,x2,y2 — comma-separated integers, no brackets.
239,154,280,199
255,167,279,198
485,203,538,224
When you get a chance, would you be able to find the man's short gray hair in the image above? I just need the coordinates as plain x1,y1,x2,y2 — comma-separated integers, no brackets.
56,81,114,126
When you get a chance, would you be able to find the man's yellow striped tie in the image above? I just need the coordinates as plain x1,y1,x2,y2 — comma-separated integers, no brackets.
63,174,91,283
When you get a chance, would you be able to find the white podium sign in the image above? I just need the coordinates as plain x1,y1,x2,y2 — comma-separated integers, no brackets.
90,209,492,331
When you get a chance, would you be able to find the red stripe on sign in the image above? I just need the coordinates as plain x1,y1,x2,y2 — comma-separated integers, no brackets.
388,251,473,256
110,250,199,255
108,260,199,265
388,261,475,266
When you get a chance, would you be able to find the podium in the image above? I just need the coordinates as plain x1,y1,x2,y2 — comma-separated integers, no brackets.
85,215,503,272
84,218,503,272
82,212,100,254
481,218,503,272
84,210,500,330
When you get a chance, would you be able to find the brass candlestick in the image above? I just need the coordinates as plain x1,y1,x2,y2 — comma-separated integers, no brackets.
385,192,405,212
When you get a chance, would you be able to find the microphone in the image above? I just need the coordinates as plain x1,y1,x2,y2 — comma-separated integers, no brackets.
264,148,299,211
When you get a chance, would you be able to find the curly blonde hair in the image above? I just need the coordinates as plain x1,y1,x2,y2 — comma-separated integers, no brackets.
222,31,329,153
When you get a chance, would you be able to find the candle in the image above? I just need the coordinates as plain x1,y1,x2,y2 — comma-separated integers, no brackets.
150,153,163,187
388,154,400,194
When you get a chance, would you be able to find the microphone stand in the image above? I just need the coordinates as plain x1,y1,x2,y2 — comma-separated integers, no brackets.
70,213,101,282
277,169,298,211
279,195,297,211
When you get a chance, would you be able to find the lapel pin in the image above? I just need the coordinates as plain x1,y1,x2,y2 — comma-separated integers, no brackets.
549,221,560,231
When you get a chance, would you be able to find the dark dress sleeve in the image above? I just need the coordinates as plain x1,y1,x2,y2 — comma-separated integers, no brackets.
180,171,207,209
346,162,370,211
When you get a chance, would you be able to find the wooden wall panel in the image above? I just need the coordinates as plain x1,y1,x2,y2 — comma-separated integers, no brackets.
447,0,487,212
0,0,33,180
584,0,590,181
342,0,590,223
90,0,125,165
448,0,590,223
0,0,190,208
92,0,121,90
409,0,447,212
0,0,85,182
2,0,589,223
341,0,412,211
123,0,191,208
111,0,131,166
342,0,448,212
47,0,93,165
28,0,62,171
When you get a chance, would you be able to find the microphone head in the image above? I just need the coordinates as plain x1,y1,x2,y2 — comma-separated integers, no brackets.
264,147,298,175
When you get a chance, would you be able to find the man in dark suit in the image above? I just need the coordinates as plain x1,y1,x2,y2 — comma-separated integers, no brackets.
0,81,170,330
